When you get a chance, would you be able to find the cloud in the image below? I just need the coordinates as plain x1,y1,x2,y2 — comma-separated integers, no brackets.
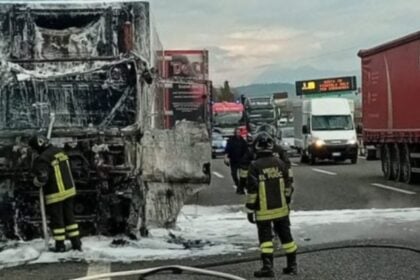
151,0,420,86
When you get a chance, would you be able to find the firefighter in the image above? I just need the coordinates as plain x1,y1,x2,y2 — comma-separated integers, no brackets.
224,127,248,193
246,132,297,278
257,124,294,186
238,135,255,194
29,135,82,252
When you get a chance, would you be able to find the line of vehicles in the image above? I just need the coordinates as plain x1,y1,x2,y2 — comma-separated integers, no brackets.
212,30,420,188
211,93,358,164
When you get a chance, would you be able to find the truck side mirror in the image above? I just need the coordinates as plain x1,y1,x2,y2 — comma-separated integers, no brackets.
302,125,309,134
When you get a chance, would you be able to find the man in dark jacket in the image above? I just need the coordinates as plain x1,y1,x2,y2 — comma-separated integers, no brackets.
224,127,248,193
29,135,82,252
246,132,297,278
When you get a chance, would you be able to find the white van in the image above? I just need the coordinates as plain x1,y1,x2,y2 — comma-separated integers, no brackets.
294,98,358,164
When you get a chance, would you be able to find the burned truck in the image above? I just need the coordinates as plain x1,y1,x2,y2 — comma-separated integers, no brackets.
0,1,211,240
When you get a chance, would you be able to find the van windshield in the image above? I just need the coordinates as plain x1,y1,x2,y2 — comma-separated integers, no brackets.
312,115,354,131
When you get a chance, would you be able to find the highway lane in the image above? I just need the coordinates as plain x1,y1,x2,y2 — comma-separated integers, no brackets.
190,156,420,211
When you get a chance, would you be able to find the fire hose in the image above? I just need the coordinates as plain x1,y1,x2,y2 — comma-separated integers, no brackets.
40,113,56,250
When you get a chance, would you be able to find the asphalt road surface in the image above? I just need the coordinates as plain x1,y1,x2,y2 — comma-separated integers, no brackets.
2,156,420,279
195,156,420,210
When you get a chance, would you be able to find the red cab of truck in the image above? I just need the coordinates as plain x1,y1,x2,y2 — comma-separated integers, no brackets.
358,31,420,184
212,102,247,138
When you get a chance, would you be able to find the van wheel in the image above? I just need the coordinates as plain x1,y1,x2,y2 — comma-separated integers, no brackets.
366,149,377,160
300,151,309,163
351,155,358,164
309,152,316,165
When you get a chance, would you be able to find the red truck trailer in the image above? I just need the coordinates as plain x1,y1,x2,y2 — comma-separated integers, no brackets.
358,31,420,184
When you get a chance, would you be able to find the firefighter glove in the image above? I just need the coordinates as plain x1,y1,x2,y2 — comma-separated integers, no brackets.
247,212,256,224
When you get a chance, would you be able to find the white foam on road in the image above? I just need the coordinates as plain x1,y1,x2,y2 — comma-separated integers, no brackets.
1,205,420,268
371,183,416,195
212,171,224,178
312,168,337,176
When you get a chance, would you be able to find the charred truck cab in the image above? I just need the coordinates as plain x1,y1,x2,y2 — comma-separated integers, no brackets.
0,2,211,240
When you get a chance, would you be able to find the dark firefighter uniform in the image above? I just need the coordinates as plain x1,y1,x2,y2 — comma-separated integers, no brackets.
239,142,294,196
224,133,248,192
238,148,253,194
31,137,82,252
246,133,297,278
273,143,294,185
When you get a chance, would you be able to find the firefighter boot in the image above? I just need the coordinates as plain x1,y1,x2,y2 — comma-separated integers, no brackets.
54,240,66,253
70,237,82,251
283,252,298,275
254,254,275,278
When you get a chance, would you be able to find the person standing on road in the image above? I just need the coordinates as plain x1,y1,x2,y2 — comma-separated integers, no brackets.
246,132,297,278
29,135,82,252
238,136,255,195
224,127,248,193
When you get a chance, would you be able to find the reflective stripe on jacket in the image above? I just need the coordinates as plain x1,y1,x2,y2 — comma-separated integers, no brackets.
245,154,291,221
34,147,76,205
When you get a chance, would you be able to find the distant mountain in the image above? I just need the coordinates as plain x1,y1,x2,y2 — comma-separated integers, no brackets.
234,82,296,99
253,65,360,85
234,65,361,100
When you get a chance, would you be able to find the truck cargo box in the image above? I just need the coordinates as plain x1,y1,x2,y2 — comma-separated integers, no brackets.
358,31,420,143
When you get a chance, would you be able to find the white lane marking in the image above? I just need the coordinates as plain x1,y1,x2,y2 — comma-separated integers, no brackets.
371,183,417,195
86,263,111,279
291,163,299,167
312,168,337,176
212,171,224,178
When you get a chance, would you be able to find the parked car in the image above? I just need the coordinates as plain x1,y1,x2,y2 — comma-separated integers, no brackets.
278,126,297,157
212,131,227,158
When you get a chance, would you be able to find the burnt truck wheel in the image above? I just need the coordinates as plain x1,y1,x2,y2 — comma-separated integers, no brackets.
381,144,394,180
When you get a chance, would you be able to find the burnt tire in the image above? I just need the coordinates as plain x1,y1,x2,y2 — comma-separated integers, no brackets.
350,155,358,164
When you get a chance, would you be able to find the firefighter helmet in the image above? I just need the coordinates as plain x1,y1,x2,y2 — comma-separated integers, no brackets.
28,135,49,153
253,132,275,153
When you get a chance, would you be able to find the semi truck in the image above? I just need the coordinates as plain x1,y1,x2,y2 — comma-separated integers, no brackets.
358,31,420,184
294,98,358,164
0,1,211,240
243,96,276,135
212,102,247,138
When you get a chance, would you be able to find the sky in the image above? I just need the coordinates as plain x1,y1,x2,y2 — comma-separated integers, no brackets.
150,0,420,86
